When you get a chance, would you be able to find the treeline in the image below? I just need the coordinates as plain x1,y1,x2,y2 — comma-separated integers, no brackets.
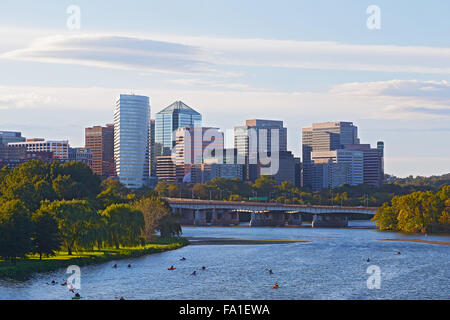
152,176,445,207
373,185,450,233
385,173,450,189
0,160,181,264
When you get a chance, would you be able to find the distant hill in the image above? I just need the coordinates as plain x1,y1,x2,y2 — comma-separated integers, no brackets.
385,173,450,189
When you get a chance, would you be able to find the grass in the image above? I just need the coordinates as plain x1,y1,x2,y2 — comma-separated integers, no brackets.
0,237,189,280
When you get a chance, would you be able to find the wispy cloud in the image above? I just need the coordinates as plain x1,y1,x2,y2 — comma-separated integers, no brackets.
2,34,213,75
3,30,450,75
330,80,450,119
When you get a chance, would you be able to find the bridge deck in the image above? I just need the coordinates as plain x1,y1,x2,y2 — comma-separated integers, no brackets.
164,198,378,215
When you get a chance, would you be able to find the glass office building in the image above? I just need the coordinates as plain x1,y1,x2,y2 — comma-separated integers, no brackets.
155,101,202,155
114,94,150,189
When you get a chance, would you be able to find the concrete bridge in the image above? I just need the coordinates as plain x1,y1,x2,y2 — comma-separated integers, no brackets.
164,198,378,228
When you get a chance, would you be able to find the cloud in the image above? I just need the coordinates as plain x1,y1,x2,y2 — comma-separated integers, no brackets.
331,80,450,99
2,34,213,75
168,78,254,90
3,30,450,75
330,80,450,119
0,90,55,109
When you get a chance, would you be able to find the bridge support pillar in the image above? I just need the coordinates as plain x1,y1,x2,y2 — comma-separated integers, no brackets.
194,210,207,226
211,209,240,225
250,212,285,227
287,213,303,226
312,214,348,228
179,209,195,225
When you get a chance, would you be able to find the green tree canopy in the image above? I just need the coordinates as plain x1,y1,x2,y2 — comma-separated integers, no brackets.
0,200,33,264
31,208,61,260
101,204,145,248
40,200,99,255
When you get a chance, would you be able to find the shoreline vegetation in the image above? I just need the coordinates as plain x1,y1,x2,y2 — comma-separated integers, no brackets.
0,237,189,280
372,185,449,234
0,161,184,279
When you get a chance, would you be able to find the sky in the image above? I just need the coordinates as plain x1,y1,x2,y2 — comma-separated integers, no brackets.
0,0,449,177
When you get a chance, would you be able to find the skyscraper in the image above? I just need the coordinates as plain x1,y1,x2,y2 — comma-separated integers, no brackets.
114,94,150,189
155,101,202,156
149,119,156,177
85,124,114,177
234,119,288,182
173,127,224,166
344,143,384,187
302,121,359,188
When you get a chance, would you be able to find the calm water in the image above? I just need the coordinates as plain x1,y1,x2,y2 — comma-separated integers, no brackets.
0,221,449,300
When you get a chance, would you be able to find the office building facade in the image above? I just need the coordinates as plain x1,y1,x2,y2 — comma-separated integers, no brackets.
9,139,69,159
114,94,150,189
302,121,359,188
234,119,288,183
155,101,202,156
0,131,26,145
85,124,114,177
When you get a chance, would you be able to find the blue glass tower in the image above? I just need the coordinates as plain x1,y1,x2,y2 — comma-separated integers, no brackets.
155,101,202,155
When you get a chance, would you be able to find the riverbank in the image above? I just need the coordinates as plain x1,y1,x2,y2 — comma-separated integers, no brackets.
0,238,189,280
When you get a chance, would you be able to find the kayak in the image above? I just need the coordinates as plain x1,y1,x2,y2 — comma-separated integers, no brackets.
272,286,278,289
168,267,176,270
72,296,82,300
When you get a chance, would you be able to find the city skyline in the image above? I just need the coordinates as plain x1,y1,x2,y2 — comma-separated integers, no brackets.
0,1,449,177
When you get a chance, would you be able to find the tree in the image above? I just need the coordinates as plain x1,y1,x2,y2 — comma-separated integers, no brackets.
192,184,208,199
253,175,276,197
51,161,101,199
97,179,129,209
155,182,169,197
52,174,83,200
134,196,172,241
42,200,98,255
0,200,33,264
167,184,180,198
372,185,450,233
157,215,182,238
101,204,145,248
0,166,8,186
372,202,398,231
31,209,61,260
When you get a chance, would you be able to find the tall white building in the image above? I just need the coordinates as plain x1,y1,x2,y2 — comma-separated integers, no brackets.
114,94,150,189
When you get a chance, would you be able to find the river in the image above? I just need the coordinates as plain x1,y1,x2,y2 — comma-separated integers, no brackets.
0,221,449,300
